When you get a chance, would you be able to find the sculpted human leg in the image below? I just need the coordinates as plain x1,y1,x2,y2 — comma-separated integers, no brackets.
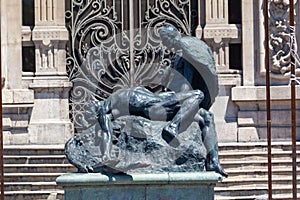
97,99,114,162
195,108,228,177
161,90,204,147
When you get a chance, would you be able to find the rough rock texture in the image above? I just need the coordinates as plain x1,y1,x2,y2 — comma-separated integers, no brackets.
66,116,207,173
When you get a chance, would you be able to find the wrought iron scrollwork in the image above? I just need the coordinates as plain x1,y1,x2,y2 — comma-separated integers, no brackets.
65,0,197,131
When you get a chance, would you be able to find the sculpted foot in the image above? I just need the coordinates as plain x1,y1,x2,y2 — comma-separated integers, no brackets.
206,160,228,178
206,152,228,178
162,123,180,148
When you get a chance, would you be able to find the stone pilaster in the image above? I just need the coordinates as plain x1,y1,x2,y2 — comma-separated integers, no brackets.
241,0,256,86
202,0,241,72
1,0,37,144
201,0,242,142
28,0,73,144
1,0,22,89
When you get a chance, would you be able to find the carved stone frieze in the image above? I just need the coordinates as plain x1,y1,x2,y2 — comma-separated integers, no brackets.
32,28,68,41
204,25,241,44
32,27,68,73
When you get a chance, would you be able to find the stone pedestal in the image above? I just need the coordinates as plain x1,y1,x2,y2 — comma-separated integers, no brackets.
56,172,222,200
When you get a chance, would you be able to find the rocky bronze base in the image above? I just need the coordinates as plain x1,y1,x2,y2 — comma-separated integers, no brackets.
66,116,207,174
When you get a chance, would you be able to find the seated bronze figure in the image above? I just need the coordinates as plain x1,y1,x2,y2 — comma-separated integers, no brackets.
65,25,227,177
88,86,227,177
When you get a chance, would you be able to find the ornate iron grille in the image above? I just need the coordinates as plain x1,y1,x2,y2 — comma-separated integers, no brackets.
65,0,198,131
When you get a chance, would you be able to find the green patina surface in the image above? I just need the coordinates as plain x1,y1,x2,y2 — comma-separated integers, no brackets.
57,172,222,200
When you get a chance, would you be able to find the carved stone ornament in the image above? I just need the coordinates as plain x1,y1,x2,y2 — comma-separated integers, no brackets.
269,0,298,77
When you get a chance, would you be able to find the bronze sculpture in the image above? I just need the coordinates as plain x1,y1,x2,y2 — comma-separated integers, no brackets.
65,25,228,177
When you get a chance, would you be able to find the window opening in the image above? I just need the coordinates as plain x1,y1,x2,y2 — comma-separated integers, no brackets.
22,0,35,26
22,46,36,73
228,0,241,24
229,43,242,70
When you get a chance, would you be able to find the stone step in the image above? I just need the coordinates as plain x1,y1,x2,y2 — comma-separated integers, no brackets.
4,173,65,182
221,159,299,165
3,164,76,173
215,193,300,200
3,145,65,155
225,167,300,178
219,142,300,152
215,185,300,197
219,150,300,161
1,190,64,200
217,176,300,188
216,142,300,199
4,181,61,191
3,155,68,164
220,159,300,171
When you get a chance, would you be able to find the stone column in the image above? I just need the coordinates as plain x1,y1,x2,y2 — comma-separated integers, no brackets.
1,0,22,89
28,0,73,144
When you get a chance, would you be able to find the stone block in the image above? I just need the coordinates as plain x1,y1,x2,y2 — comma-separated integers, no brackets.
238,127,259,142
3,129,30,145
2,90,13,104
257,127,295,140
210,84,239,143
2,116,12,129
216,122,238,142
13,90,34,104
10,132,30,144
238,112,257,126
3,131,11,145
28,122,73,144
232,86,300,102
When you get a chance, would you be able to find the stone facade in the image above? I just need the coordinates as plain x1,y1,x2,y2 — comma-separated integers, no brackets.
1,0,73,144
1,0,299,144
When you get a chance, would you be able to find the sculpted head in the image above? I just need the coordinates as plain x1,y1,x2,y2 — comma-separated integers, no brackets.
159,25,181,48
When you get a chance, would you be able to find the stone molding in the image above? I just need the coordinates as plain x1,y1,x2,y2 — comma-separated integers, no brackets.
205,0,228,24
21,26,33,44
32,27,68,42
232,85,300,102
203,24,241,44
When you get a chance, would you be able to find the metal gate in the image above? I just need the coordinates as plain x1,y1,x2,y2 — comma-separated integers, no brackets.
65,0,198,131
